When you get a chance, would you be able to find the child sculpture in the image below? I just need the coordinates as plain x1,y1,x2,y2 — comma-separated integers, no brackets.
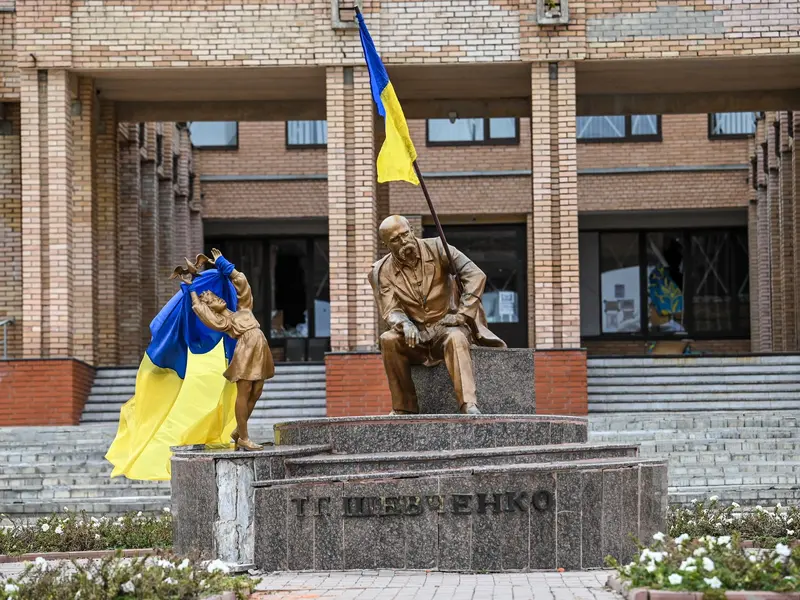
187,248,275,451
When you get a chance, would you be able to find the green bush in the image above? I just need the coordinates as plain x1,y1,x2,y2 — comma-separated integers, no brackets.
0,552,251,600
0,509,172,555
609,532,800,593
669,498,799,546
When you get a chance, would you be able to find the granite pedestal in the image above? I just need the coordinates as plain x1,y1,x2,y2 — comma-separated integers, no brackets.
410,347,535,414
172,414,668,572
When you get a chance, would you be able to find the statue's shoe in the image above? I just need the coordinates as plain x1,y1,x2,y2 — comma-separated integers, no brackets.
461,404,481,415
236,438,263,451
230,429,239,443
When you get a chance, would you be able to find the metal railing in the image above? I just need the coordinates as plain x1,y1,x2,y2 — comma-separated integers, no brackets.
0,318,14,360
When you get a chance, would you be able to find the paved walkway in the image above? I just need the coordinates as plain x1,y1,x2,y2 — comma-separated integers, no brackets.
252,570,619,600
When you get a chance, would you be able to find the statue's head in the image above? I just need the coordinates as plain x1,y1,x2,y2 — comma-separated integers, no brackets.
198,290,228,313
379,215,419,265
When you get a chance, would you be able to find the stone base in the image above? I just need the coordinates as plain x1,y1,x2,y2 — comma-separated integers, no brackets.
411,347,535,414
171,415,668,572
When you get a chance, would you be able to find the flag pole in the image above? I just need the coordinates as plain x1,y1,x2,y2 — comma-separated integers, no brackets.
411,161,464,295
353,5,463,295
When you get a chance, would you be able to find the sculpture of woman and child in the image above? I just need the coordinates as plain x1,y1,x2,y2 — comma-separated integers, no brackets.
105,249,273,481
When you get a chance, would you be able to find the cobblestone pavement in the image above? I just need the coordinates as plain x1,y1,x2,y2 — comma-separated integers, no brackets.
252,570,619,600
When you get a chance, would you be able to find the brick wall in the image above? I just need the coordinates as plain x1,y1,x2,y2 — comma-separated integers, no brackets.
0,359,94,425
534,350,588,416
0,102,21,359
325,352,391,417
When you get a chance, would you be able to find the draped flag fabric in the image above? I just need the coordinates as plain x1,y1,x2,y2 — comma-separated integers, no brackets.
105,267,240,481
356,11,419,186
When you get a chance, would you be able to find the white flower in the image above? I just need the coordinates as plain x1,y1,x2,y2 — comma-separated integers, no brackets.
164,577,177,585
178,559,190,570
702,557,715,572
693,547,707,557
789,517,794,525
136,511,143,517
704,577,722,589
777,503,783,509
4,584,18,594
75,592,81,599
789,530,796,536
154,558,175,569
63,506,69,512
668,574,683,586
86,573,93,581
749,554,758,563
206,559,230,574
34,557,47,567
691,499,698,504
40,523,50,532
718,536,731,545
732,502,740,509
776,543,792,557
675,534,690,545
121,581,135,594
163,507,171,514
653,532,666,542
756,505,764,512
91,522,100,529
645,562,657,573
54,525,63,535
709,495,719,502
94,534,100,540
679,558,697,572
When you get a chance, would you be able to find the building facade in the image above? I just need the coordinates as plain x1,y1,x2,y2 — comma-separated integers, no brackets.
1,0,799,423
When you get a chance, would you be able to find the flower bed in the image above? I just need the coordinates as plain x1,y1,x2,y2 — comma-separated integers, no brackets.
0,509,172,556
609,531,800,597
1,553,252,600
669,498,799,547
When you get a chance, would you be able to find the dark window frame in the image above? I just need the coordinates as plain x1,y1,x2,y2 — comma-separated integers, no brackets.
708,113,757,140
156,132,164,168
789,111,794,139
425,117,521,147
582,227,750,342
189,122,239,151
576,115,662,144
137,123,145,148
285,120,328,149
774,120,781,158
204,235,331,363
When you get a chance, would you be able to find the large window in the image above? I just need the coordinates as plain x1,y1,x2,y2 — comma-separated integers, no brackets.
188,122,238,149
580,228,749,339
708,112,757,139
423,224,527,348
576,115,661,142
287,120,328,148
426,118,519,146
205,237,330,362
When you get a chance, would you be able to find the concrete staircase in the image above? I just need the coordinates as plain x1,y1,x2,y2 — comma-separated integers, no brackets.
82,363,326,427
1,364,324,520
590,411,800,506
588,355,800,412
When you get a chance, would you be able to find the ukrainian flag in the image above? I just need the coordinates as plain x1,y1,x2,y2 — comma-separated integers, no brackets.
357,10,419,185
105,268,239,481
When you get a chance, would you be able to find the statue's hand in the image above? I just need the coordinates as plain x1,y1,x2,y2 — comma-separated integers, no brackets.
438,313,464,327
402,322,419,348
211,248,223,263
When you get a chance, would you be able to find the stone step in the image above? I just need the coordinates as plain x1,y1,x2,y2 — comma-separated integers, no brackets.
589,426,800,441
669,461,800,476
656,451,800,464
668,484,800,506
589,373,800,385
589,411,800,430
3,483,169,501
89,377,325,395
2,495,170,517
589,400,800,412
92,364,325,377
81,397,326,412
590,383,800,394
588,355,800,367
284,442,639,478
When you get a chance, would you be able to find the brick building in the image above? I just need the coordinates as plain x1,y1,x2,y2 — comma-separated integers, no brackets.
1,0,799,423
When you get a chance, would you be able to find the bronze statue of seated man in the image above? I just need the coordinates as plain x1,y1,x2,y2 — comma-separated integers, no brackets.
368,215,506,415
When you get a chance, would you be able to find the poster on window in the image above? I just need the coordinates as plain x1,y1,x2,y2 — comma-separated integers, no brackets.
498,291,518,323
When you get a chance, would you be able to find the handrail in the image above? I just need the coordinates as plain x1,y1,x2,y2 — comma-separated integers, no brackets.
0,317,15,360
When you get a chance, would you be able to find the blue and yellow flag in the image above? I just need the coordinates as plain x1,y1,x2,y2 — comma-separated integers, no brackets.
105,267,239,481
357,11,419,185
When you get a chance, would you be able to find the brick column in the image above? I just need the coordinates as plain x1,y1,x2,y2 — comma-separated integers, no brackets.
529,62,585,415
0,103,22,359
95,100,119,366
779,112,796,350
71,77,96,364
767,113,784,350
140,144,159,351
794,112,800,348
158,125,177,307
20,69,78,358
174,127,191,262
755,116,773,352
117,123,143,365
748,198,761,352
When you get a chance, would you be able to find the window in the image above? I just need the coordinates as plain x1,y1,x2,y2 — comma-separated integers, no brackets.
426,117,519,146
137,123,145,148
576,115,661,142
708,112,757,139
188,122,238,149
286,120,328,148
156,133,163,168
580,228,749,339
